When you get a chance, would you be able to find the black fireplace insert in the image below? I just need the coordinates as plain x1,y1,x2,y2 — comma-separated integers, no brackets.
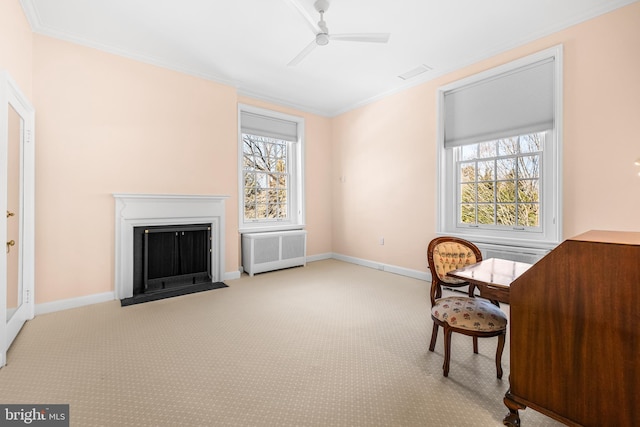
133,223,211,294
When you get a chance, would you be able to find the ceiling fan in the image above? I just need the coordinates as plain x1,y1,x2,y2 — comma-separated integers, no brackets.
286,0,390,66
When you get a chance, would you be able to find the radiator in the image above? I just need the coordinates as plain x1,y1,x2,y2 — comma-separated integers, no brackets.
475,242,549,264
242,230,307,276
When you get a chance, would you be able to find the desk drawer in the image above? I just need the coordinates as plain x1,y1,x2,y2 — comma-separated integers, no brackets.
479,284,509,304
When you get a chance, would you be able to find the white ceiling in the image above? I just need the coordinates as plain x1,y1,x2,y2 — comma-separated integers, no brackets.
20,0,638,116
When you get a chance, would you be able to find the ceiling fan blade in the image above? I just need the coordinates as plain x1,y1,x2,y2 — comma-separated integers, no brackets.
330,33,391,43
287,39,318,66
284,0,320,34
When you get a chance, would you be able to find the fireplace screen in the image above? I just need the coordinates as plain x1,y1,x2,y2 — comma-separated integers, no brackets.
134,224,211,294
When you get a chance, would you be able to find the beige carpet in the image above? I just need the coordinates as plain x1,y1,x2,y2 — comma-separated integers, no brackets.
0,259,562,426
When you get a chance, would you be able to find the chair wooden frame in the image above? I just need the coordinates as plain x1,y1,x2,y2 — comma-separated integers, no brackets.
427,236,506,378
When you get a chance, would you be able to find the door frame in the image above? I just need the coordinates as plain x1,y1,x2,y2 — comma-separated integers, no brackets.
0,70,35,367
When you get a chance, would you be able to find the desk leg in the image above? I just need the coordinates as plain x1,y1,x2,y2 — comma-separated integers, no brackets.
503,390,525,426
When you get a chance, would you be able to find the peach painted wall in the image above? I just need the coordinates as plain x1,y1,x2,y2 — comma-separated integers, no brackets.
29,39,332,304
32,35,240,303
3,0,638,306
1,1,33,308
332,2,640,273
0,0,33,96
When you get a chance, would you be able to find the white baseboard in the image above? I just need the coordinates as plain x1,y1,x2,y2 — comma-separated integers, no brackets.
224,270,242,281
306,252,333,263
35,291,115,316
330,253,430,282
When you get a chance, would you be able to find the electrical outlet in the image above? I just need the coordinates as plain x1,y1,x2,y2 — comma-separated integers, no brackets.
379,237,384,245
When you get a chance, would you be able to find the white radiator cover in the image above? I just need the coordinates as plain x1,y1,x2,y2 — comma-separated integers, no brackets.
475,242,549,264
242,230,307,276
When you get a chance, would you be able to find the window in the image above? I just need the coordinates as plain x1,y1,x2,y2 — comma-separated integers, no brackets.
243,135,289,221
238,105,304,232
458,132,544,230
437,46,562,249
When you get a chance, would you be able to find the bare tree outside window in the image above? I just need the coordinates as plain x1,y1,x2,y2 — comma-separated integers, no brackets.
243,133,288,221
458,133,543,228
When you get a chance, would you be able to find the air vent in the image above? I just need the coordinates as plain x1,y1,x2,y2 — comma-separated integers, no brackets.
398,64,433,81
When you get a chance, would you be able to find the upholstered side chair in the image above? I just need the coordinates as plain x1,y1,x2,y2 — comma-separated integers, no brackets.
427,236,507,378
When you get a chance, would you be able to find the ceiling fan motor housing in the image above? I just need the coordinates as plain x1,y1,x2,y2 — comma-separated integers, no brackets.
315,32,329,45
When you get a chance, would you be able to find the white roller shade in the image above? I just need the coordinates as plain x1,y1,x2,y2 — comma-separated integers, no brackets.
241,111,298,142
444,57,555,147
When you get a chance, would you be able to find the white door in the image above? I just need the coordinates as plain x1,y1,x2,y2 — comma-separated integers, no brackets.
0,71,35,367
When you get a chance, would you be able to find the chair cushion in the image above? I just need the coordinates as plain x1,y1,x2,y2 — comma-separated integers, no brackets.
431,296,507,332
432,242,479,284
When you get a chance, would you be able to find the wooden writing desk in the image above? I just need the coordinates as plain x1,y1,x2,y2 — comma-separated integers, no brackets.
503,231,640,426
447,258,533,304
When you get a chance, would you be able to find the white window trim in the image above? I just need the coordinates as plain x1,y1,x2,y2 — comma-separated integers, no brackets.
436,45,563,250
238,104,305,233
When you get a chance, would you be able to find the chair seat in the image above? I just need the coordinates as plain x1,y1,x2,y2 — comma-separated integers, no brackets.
432,296,507,332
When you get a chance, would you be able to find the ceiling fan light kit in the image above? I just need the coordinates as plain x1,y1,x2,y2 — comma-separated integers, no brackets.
287,0,390,66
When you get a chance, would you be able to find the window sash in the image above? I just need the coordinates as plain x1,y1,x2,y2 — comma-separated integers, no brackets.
242,134,290,221
455,134,543,231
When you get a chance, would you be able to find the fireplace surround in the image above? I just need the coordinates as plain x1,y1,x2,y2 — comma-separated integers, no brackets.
113,194,227,300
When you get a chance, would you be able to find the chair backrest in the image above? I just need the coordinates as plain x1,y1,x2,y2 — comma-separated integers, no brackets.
427,236,482,306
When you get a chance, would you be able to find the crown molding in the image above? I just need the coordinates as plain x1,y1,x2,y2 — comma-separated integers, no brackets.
19,0,640,118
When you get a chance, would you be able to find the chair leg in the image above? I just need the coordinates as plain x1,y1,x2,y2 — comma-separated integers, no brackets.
473,336,479,354
496,333,506,379
443,327,453,377
429,322,439,352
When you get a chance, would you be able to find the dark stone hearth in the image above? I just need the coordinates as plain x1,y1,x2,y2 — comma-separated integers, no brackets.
120,281,227,306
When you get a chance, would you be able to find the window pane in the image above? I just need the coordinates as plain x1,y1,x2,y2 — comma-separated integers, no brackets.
478,140,497,158
477,181,495,203
267,203,278,219
496,181,516,203
518,155,539,179
460,204,476,224
477,161,494,181
518,203,539,227
498,137,519,156
461,144,478,161
478,204,495,224
496,204,516,225
497,158,516,180
520,133,543,153
460,163,476,183
460,183,476,203
279,204,288,219
518,179,539,202
256,173,267,188
245,204,256,219
278,189,287,203
244,172,256,188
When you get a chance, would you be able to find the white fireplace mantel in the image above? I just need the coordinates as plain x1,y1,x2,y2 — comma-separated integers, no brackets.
113,193,228,300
